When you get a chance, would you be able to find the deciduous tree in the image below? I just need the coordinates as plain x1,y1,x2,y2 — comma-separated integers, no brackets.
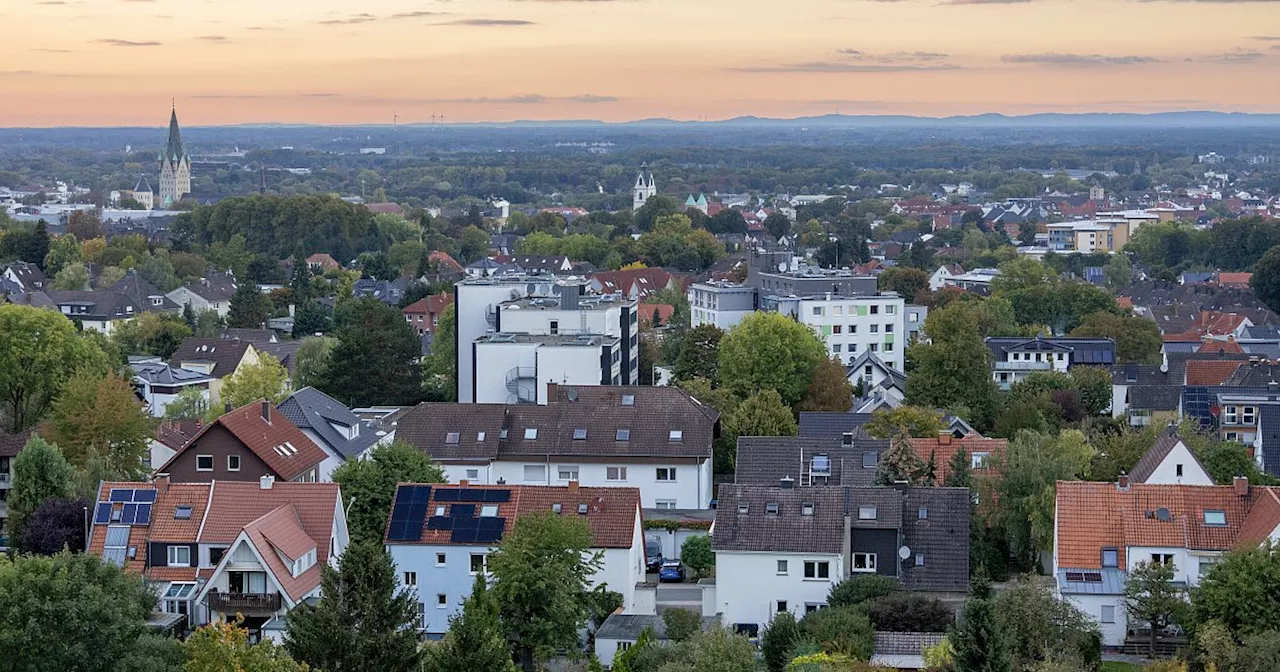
41,371,153,478
877,267,930,301
186,621,309,672
318,298,423,406
1070,311,1162,366
43,234,82,276
332,441,445,546
220,353,291,408
763,611,802,672
1192,541,1280,636
663,608,702,643
1252,246,1280,315
680,535,714,580
875,435,929,485
422,303,457,402
1124,560,1184,657
293,336,335,389
796,357,854,413
864,406,946,439
52,261,91,290
163,386,208,421
20,497,89,555
673,324,723,384
111,312,193,359
718,312,827,406
429,576,517,672
6,435,76,550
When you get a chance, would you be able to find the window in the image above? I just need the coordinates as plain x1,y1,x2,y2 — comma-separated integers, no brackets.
415,602,425,629
738,502,750,515
776,600,789,613
1102,548,1119,568
549,320,559,334
437,593,448,607
436,553,446,566
558,466,580,481
885,324,894,333
616,428,631,441
812,306,823,316
167,545,191,567
802,502,815,516
915,554,925,566
196,455,213,471
858,506,877,520
175,505,192,520
1225,405,1238,424
862,452,878,469
1199,558,1218,577
918,506,928,520
870,343,879,352
1176,464,1183,478
500,429,508,440
972,452,990,469
669,430,683,442
102,525,129,566
617,642,632,653
1226,432,1240,442
466,469,480,480
607,466,628,481
656,467,676,481
870,305,879,314
655,500,677,510
1244,406,1257,425
524,428,538,440
1204,510,1227,526
870,324,879,333
886,305,896,315
833,306,843,316
1101,605,1116,624
853,553,877,573
805,603,825,614
833,325,843,334
832,344,842,353
849,325,857,334
445,432,460,444
470,554,487,574
573,428,587,440
227,455,240,471
481,505,499,517
766,503,780,515
621,394,635,406
1151,553,1174,566
777,560,788,575
477,432,486,442
523,464,546,482
404,572,417,587
804,561,831,579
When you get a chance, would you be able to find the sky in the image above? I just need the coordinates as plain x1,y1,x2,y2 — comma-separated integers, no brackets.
4,0,1280,126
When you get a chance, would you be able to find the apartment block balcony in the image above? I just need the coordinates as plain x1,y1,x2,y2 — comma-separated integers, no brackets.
206,591,282,614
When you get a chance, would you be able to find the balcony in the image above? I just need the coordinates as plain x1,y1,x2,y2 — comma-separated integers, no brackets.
993,360,1053,371
206,591,282,614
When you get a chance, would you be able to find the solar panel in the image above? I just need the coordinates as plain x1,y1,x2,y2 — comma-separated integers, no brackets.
452,517,480,531
451,528,479,543
426,516,452,530
94,502,112,524
435,489,460,502
132,489,156,503
479,517,505,531
121,504,139,525
455,488,482,502
109,489,133,502
483,489,511,503
135,504,152,525
451,504,476,518
474,529,503,544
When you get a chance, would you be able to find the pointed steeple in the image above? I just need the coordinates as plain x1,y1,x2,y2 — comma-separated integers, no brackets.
165,105,185,164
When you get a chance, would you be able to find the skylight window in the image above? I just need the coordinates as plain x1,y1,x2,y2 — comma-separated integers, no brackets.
445,432,460,444
573,428,588,440
621,395,635,406
765,503,779,515
616,429,631,441
524,428,537,440
858,506,877,520
669,430,683,442
1204,510,1227,526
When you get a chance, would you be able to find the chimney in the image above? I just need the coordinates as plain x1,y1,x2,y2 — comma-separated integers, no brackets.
261,399,271,422
260,475,275,490
1235,475,1249,497
459,479,469,487
938,433,952,446
1118,474,1130,490
567,480,579,492
546,382,559,403
154,474,170,495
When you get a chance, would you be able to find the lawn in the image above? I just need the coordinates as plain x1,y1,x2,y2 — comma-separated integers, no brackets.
1102,662,1142,672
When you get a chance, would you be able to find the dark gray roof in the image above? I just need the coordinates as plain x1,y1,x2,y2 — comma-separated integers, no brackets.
0,430,33,458
4,261,45,289
797,412,876,440
1262,404,1280,479
1112,363,1169,386
1242,324,1280,340
711,485,846,554
110,271,179,313
1127,386,1182,412
874,632,947,657
900,488,971,592
1128,431,1203,483
130,362,214,386
277,387,379,460
595,613,716,641
220,328,276,343
255,341,303,376
397,386,719,463
46,290,142,321
847,350,907,390
734,436,886,488
167,337,253,378
180,272,237,302
984,336,1115,366
1223,361,1280,387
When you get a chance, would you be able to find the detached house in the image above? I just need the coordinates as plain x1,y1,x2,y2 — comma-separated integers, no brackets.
46,290,143,334
384,482,645,637
157,400,327,484
277,387,384,481
86,478,348,640
0,430,33,547
166,272,238,317
396,385,720,509
402,293,453,337
168,337,259,407
985,336,1116,391
712,484,970,635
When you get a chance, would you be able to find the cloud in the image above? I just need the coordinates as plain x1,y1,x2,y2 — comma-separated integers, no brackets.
94,39,161,47
319,13,379,25
1140,0,1280,3
246,26,281,31
197,35,230,42
320,11,448,25
733,61,962,73
30,48,74,53
438,18,535,26
942,0,1032,4
185,92,611,105
1253,36,1280,41
390,10,447,18
839,49,949,62
1001,52,1159,66
1202,50,1267,62
565,94,617,103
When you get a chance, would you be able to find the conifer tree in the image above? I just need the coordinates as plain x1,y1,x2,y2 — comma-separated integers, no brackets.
951,576,1010,672
431,575,516,672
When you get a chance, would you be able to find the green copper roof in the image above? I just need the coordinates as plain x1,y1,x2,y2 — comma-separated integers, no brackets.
163,107,185,164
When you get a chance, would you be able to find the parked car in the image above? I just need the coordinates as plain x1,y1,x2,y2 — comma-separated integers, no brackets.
645,536,664,573
659,560,685,583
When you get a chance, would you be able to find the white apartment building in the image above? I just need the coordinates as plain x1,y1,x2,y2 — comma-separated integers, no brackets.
689,282,757,330
473,333,622,405
765,292,908,371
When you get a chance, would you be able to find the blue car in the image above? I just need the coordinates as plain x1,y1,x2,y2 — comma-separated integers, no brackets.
659,560,685,583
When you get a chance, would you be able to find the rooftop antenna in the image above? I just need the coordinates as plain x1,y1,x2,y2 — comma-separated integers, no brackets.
259,164,266,194
393,111,399,131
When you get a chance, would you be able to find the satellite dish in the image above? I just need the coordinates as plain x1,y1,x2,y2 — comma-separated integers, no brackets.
1156,507,1171,522
778,262,787,272
898,546,912,561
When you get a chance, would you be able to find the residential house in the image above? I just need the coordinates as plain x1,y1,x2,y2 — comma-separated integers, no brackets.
395,385,719,509
764,291,910,372
384,482,645,637
907,434,1006,484
277,387,383,481
166,272,238,318
590,268,686,302
151,420,201,472
167,337,260,408
2,261,45,292
221,328,277,344
353,277,409,305
130,362,214,418
595,613,718,663
1128,431,1214,486
427,250,464,275
86,478,348,639
1111,362,1178,426
637,303,675,328
46,290,143,334
798,412,977,442
846,350,907,413
156,400,327,484
0,430,33,547
111,270,181,314
305,253,339,273
505,255,574,275
712,484,970,635
985,336,1116,391
735,436,889,488
402,293,453,336
1054,478,1280,646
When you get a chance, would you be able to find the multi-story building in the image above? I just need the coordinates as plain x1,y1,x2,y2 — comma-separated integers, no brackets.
156,400,327,484
1047,221,1117,253
167,337,261,408
395,385,720,509
385,482,645,638
765,291,909,371
689,281,757,330
402,293,453,337
130,362,214,418
277,387,385,482
454,278,638,404
985,336,1116,391
0,430,33,548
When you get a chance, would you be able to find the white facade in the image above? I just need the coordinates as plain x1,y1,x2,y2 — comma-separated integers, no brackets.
688,283,756,330
783,294,907,372
716,550,843,633
633,168,657,212
473,336,620,404
439,459,713,510
166,286,231,317
991,346,1070,390
1139,441,1214,486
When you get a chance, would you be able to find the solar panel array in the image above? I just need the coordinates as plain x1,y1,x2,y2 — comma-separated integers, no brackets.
434,488,511,503
386,485,433,542
95,488,156,526
424,489,511,545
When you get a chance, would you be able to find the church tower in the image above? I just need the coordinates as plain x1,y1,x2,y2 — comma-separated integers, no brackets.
158,105,191,208
632,163,656,212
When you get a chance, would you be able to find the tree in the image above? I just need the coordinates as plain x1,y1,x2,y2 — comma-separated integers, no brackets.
186,621,309,672
294,336,336,389
6,435,76,551
66,209,104,241
681,535,714,580
430,576,517,672
725,388,797,438
867,593,954,633
663,608,702,643
864,406,946,439
112,312,193,359
1069,365,1112,416
422,303,457,402
763,611,803,672
877,267,930,301
673,324,723,384
796,357,854,413
52,261,91,290
994,430,1094,567
799,606,875,659
905,303,998,428
163,387,209,421
41,371,153,478
0,551,158,672
718,312,827,406
1192,541,1280,636
227,282,271,328
828,574,900,608
612,626,656,672
950,579,1010,672
285,541,419,672
944,447,971,489
1124,560,1184,657
649,625,758,672
1252,246,1280,315
488,511,603,671
875,434,929,485
764,212,792,241
992,579,1101,670
0,221,50,266
43,234,82,276
220,353,291,408
20,497,90,555
332,441,445,546
1070,311,1162,366
292,301,333,338
318,298,423,407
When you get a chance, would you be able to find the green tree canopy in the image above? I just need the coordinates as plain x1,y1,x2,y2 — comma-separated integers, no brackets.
951,578,1011,672
0,304,110,431
905,302,999,428
1192,541,1280,636
762,611,802,672
718,311,827,406
318,297,423,406
41,371,154,479
293,336,336,389
333,441,445,546
673,324,724,384
680,535,714,580
1069,311,1162,365
220,353,291,409
864,406,946,439
186,621,309,672
877,267,930,302
422,303,457,402
6,434,76,552
227,282,271,329
429,576,517,672
1252,245,1280,315
112,312,193,360
796,357,854,413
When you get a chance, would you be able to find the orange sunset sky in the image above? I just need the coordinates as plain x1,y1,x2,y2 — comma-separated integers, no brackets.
4,0,1280,126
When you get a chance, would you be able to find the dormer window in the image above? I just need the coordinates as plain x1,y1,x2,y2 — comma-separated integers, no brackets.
842,432,854,446
801,502,815,516
477,432,486,442
765,503,779,515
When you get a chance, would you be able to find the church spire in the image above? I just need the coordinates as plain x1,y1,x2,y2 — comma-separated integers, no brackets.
165,105,185,164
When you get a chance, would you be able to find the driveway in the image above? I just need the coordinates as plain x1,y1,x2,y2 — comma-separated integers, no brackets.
655,584,703,614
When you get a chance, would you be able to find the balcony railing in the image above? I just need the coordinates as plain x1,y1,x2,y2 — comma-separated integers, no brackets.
994,360,1054,371
206,591,282,614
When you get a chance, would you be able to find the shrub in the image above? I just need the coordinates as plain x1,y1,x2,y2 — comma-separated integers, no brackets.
800,606,874,660
867,593,954,633
827,575,900,609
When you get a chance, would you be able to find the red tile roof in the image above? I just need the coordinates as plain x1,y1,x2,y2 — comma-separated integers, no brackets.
1218,272,1253,287
428,250,463,273
402,293,453,318
305,253,340,271
1198,339,1244,354
1185,360,1244,386
242,504,321,602
161,400,326,481
638,303,675,326
1163,333,1204,343
908,435,1006,484
386,483,641,549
